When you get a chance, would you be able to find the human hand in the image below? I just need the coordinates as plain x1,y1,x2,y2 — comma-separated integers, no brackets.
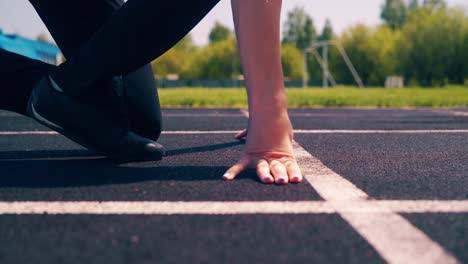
224,113,303,184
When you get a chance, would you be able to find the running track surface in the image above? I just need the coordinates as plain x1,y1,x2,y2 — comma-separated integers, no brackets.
0,108,467,264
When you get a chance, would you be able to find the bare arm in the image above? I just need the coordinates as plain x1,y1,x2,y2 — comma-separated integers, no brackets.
224,0,303,185
231,0,286,114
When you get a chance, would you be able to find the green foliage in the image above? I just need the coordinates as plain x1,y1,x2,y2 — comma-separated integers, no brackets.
209,22,232,44
180,37,240,79
332,24,401,86
281,44,303,80
150,2,467,87
319,19,335,41
381,0,407,30
408,0,419,11
174,34,197,51
282,7,317,50
463,28,468,84
398,7,467,86
422,0,447,11
151,35,196,79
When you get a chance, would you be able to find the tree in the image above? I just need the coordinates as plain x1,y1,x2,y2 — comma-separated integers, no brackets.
399,7,466,85
380,0,407,30
318,19,335,41
151,34,197,79
330,24,401,86
282,7,316,50
422,0,446,10
209,22,231,44
181,37,240,79
408,0,420,11
281,44,303,80
463,24,468,85
174,34,196,51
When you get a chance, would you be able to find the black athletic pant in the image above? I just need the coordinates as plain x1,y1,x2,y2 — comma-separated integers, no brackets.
0,49,54,115
50,0,221,95
0,0,219,141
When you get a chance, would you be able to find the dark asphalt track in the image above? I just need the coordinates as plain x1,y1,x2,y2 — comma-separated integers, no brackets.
0,108,467,264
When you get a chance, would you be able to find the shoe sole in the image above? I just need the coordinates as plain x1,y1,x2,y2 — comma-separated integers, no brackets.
26,94,163,162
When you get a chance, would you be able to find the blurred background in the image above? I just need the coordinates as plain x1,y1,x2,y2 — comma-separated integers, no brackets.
1,0,467,107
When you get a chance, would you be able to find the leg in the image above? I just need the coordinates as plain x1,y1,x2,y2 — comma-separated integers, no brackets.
0,49,53,115
50,0,221,95
11,0,166,161
29,0,163,140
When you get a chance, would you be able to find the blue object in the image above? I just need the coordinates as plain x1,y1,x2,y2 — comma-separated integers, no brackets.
0,29,61,65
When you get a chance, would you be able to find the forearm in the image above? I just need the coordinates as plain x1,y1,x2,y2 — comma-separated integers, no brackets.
231,0,286,116
226,0,301,185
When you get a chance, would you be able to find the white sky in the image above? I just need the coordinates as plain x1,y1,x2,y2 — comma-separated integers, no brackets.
0,0,466,46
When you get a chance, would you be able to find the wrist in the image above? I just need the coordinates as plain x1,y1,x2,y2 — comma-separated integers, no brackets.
248,94,288,118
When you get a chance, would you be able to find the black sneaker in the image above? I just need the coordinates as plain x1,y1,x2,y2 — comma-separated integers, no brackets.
26,75,165,162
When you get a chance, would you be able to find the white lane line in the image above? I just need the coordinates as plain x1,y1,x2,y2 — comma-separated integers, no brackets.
335,200,468,213
0,201,332,215
239,110,458,263
431,110,468,117
2,129,468,136
338,211,457,264
163,113,244,117
0,130,239,135
0,156,106,162
0,131,59,135
240,108,249,117
368,200,468,213
293,142,368,201
293,141,459,264
294,129,468,134
163,131,238,134
1,200,468,215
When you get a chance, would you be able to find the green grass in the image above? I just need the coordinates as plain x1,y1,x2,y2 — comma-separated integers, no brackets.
158,86,468,108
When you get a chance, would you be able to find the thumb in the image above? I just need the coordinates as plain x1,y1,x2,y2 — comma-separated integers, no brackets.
235,128,248,139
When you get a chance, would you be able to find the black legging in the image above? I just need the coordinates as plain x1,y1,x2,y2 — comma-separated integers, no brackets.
0,0,220,140
0,49,54,115
50,0,221,95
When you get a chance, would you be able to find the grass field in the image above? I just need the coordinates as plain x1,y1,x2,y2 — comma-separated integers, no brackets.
158,86,468,108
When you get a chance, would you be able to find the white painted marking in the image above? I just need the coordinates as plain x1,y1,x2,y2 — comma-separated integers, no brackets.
0,156,105,162
0,201,333,215
338,211,457,264
333,200,468,213
293,141,459,264
293,129,468,134
368,200,468,213
432,109,468,117
2,129,468,136
293,141,369,201
162,130,238,134
1,200,467,215
0,108,463,263
239,110,459,263
240,108,249,117
0,131,59,135
162,113,244,117
284,113,434,117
